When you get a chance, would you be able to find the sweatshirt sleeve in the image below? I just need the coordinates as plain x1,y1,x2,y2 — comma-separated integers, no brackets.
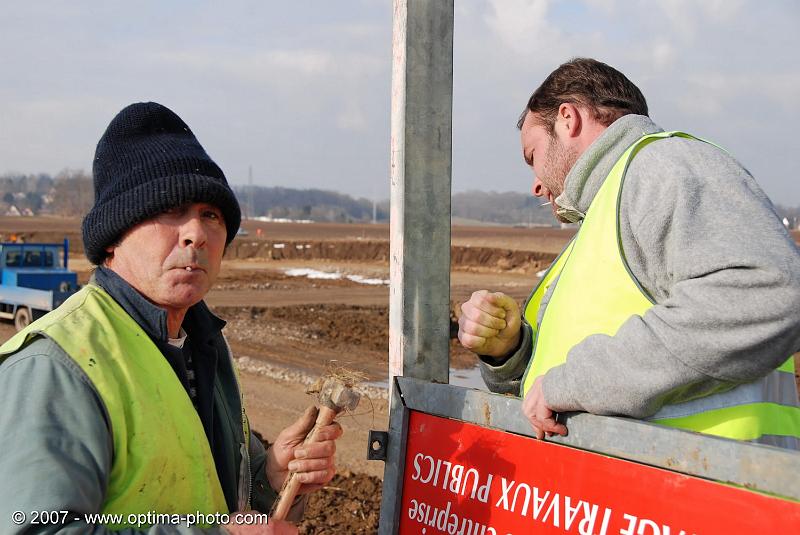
542,137,800,417
477,321,533,395
247,432,275,513
0,337,227,535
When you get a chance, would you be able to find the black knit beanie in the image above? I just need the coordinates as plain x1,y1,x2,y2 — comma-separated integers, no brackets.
82,102,241,265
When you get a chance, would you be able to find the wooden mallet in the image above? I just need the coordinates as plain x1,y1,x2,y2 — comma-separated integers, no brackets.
270,377,360,520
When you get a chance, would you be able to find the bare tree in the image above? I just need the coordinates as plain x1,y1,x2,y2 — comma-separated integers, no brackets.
52,169,93,216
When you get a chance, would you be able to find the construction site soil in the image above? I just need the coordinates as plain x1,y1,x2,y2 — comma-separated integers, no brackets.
1,217,799,533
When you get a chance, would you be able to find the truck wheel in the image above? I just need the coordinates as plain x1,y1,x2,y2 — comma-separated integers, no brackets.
14,307,31,331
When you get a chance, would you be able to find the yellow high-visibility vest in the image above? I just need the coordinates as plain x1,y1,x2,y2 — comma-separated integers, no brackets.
0,284,241,529
520,132,800,443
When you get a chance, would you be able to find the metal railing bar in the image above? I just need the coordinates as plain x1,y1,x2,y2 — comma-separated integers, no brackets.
397,376,800,501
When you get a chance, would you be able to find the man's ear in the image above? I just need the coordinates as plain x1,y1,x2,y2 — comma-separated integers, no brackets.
103,245,115,266
556,103,582,139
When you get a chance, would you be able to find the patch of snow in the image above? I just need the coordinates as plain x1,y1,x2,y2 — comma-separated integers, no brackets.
285,268,342,280
346,274,389,285
284,268,389,285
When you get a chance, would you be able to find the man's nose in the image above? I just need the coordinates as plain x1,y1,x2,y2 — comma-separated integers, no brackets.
180,216,207,248
531,177,547,197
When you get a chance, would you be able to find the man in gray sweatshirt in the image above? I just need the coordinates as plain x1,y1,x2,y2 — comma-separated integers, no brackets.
458,58,800,448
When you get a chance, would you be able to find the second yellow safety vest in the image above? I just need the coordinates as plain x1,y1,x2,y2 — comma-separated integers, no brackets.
520,132,800,444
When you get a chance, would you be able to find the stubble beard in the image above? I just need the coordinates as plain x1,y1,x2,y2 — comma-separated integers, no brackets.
541,134,579,223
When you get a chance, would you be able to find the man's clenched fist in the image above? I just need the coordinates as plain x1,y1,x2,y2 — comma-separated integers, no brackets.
458,290,522,359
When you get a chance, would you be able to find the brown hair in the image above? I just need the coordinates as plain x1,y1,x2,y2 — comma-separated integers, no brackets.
517,58,648,132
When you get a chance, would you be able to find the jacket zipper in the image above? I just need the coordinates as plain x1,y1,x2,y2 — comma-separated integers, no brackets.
224,334,252,511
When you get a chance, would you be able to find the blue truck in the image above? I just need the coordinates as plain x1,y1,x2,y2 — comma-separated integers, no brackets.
0,239,79,331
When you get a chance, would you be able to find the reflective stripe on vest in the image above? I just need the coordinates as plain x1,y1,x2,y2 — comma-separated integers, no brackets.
520,131,800,444
0,285,234,528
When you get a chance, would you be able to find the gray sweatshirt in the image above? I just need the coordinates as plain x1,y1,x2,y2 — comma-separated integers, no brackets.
480,115,800,420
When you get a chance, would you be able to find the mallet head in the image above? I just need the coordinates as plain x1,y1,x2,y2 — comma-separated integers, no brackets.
319,378,361,412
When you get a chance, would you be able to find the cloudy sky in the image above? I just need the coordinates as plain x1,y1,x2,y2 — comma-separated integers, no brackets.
1,1,798,204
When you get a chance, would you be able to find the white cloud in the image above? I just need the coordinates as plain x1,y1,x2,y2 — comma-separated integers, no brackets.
583,0,618,15
677,71,800,117
267,50,335,76
760,73,800,113
334,22,383,39
653,0,746,41
336,100,369,132
484,0,562,55
154,48,336,83
650,41,676,71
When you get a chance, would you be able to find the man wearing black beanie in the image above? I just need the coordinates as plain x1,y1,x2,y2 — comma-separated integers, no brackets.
0,102,340,534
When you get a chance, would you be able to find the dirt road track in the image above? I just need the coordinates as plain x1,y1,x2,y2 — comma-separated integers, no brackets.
207,286,388,307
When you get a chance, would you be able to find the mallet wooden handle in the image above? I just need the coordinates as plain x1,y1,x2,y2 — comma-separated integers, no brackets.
271,405,339,520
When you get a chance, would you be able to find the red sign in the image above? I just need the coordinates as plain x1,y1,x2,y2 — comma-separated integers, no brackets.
398,411,799,535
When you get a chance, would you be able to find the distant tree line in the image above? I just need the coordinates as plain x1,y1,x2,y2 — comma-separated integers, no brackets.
2,172,800,228
1,170,92,217
451,190,556,226
234,185,386,222
233,186,557,225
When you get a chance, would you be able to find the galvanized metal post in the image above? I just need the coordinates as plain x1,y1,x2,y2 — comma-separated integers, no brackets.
380,1,454,532
388,0,453,385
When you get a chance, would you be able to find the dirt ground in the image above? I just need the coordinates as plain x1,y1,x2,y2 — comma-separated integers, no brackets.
2,217,799,533
245,375,385,534
0,217,567,533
